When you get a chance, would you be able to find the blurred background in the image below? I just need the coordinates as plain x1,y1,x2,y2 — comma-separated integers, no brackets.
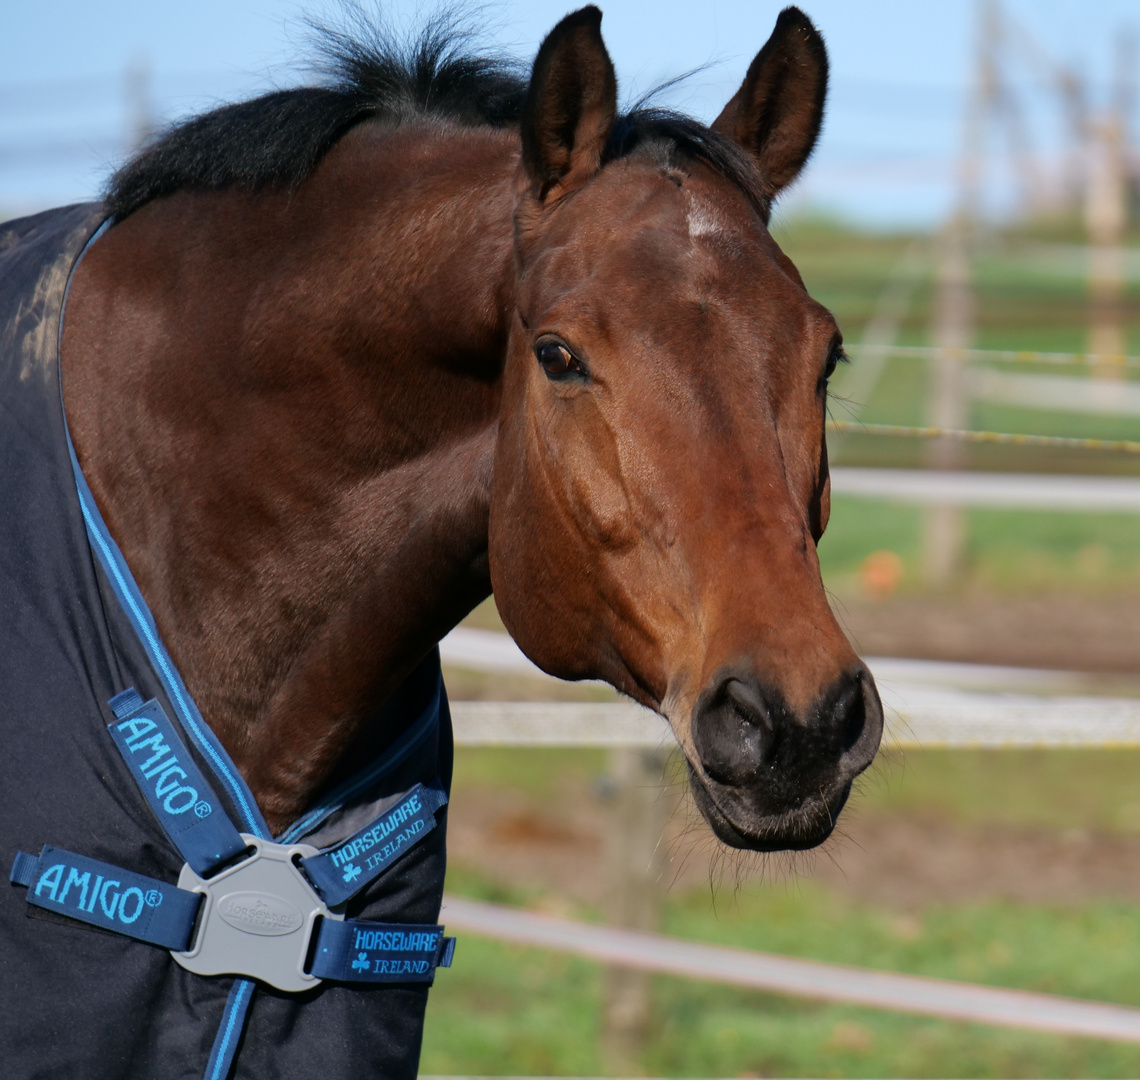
7,1,1140,1076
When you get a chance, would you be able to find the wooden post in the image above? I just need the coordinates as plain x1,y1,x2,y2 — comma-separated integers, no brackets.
924,217,973,586
123,55,153,152
922,0,985,586
600,746,673,1069
1085,50,1129,378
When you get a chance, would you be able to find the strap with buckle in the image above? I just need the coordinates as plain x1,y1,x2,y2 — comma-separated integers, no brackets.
299,781,449,908
10,846,201,951
9,690,455,993
105,688,250,876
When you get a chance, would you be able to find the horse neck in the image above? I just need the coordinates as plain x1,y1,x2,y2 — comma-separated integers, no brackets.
63,122,519,829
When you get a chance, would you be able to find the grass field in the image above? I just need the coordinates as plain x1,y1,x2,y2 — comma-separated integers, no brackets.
423,903,1140,1079
819,496,1140,595
422,747,1140,1078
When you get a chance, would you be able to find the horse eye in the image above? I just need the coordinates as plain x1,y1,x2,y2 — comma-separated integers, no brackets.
535,339,584,380
821,344,846,387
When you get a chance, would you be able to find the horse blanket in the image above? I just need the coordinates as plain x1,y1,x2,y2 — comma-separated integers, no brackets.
0,203,454,1079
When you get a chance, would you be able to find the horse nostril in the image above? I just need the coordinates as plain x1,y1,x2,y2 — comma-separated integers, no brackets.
838,676,866,753
691,666,884,792
724,678,774,734
691,675,783,786
836,668,883,775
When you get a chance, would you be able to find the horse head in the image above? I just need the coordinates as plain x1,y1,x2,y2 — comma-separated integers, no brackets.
490,7,883,852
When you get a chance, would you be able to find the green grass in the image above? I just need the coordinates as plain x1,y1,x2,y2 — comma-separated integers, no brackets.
423,935,605,1076
642,974,1140,1079
817,495,1140,593
817,496,923,587
420,747,1140,1077
424,877,1140,1078
661,880,1140,1000
859,748,1140,836
423,916,1140,1078
452,746,607,798
774,217,1140,360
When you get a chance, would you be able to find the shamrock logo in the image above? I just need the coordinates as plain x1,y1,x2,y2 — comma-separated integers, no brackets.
351,952,370,973
341,862,362,884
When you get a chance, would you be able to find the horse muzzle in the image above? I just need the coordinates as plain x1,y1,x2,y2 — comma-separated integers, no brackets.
685,664,883,852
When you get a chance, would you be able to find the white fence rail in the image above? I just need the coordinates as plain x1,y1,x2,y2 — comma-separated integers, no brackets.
830,467,1140,512
440,897,1140,1044
450,696,1140,749
444,628,1140,749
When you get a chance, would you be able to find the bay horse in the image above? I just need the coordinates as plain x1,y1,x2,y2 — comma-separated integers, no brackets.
1,5,882,1077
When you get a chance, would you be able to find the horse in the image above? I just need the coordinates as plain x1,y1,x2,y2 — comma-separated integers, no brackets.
0,5,882,1077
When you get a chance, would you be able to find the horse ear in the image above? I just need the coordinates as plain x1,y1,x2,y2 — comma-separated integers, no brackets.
711,6,828,197
520,6,617,204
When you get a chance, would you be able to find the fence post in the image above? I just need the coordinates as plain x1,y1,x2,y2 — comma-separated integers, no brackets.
923,217,973,586
1085,109,1127,377
922,0,986,587
600,746,673,1068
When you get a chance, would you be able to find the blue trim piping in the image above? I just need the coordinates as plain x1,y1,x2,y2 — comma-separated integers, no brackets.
277,674,441,844
65,447,270,838
205,979,255,1080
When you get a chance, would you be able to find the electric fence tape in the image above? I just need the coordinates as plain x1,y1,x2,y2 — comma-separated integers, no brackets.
826,420,1140,455
846,343,1140,370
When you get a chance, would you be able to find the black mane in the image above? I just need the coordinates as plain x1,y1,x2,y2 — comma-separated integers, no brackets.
106,11,767,221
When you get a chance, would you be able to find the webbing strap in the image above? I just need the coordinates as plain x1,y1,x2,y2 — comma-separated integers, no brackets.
203,979,256,1080
299,782,448,908
106,690,249,876
10,846,201,951
310,918,455,983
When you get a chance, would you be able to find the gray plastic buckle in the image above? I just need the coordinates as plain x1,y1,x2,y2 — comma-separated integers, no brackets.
172,833,342,992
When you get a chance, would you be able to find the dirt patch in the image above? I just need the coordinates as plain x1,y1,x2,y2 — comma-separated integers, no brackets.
834,589,1140,674
448,783,1140,910
448,783,606,904
810,812,1140,909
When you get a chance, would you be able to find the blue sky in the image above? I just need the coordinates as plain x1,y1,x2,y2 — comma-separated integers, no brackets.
2,1,1136,226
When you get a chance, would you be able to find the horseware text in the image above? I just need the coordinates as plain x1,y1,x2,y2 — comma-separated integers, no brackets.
330,792,425,871
352,927,440,975
217,891,304,936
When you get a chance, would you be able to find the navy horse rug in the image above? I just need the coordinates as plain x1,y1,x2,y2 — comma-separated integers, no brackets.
1,204,454,1078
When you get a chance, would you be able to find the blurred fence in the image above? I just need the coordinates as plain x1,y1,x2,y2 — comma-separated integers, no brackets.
831,466,1140,510
443,630,1140,1047
439,894,1140,1044
444,630,1140,750
828,419,1140,455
